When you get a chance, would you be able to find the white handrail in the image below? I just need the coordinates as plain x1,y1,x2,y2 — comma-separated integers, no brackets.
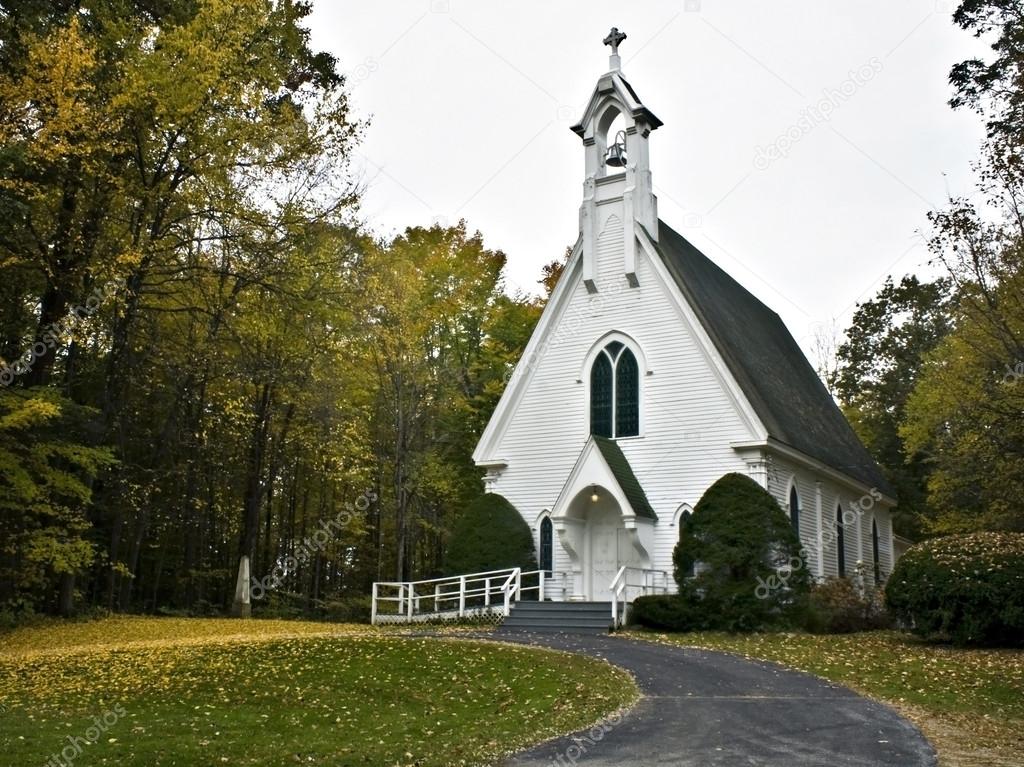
372,567,571,624
610,566,670,628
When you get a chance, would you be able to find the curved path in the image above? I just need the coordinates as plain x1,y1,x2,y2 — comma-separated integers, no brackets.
491,632,936,767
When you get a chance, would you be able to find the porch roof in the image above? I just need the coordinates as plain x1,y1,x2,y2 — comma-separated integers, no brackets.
592,436,657,520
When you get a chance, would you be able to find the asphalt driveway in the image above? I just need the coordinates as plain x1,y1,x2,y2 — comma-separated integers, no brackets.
494,632,937,767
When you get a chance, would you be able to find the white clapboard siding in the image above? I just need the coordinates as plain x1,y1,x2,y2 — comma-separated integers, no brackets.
489,212,759,581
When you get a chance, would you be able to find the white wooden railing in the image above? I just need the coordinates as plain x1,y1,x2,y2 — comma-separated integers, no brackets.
371,567,570,624
610,566,670,628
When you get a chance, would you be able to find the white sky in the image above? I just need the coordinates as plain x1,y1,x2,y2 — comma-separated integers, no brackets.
308,1,989,354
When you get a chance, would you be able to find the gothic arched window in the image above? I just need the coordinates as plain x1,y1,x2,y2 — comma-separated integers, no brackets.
789,484,800,536
539,517,553,577
590,341,639,438
872,518,881,584
836,503,846,577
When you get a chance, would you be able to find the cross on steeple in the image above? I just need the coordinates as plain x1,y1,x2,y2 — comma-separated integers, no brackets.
603,27,627,71
603,27,627,55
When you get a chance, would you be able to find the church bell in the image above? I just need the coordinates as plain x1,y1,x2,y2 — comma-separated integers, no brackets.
605,130,628,168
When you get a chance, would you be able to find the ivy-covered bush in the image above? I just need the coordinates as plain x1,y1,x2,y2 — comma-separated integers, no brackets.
803,577,890,634
443,493,537,576
885,532,1024,646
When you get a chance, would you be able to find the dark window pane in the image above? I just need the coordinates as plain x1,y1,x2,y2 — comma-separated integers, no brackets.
605,340,624,360
615,348,639,437
590,353,613,437
540,517,553,577
836,504,846,576
872,519,881,584
789,486,800,536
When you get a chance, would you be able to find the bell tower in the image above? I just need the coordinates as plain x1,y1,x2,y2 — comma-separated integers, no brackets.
572,28,662,292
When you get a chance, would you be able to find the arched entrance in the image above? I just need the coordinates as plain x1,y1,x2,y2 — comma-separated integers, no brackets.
555,485,648,600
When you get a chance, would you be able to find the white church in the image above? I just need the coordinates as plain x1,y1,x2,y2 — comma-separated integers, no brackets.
472,29,896,607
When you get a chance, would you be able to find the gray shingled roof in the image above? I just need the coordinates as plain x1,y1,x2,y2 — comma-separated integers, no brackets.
593,436,658,519
653,221,895,498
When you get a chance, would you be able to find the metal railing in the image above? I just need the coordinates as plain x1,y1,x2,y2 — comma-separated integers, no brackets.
610,566,670,627
371,567,570,625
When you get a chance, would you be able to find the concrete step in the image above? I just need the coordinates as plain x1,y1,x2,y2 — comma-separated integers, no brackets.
499,601,614,634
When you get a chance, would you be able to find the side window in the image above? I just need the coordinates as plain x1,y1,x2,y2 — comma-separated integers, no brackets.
789,484,800,536
872,518,881,584
836,503,846,577
539,517,553,577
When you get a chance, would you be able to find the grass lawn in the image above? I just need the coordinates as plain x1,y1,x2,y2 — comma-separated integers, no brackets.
628,629,1024,767
0,617,637,766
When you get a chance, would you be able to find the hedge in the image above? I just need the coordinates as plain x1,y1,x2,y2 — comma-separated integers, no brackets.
885,532,1024,646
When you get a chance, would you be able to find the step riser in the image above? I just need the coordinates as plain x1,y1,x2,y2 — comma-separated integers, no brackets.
509,610,611,615
505,616,610,622
501,601,615,634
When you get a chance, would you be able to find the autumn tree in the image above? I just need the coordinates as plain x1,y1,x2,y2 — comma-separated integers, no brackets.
835,276,951,536
897,1,1024,533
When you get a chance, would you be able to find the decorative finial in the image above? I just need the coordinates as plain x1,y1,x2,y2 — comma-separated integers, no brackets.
603,27,627,70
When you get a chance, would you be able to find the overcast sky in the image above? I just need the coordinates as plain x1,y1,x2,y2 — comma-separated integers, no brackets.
307,1,989,355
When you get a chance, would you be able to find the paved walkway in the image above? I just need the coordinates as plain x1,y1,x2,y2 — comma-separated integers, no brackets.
492,632,937,767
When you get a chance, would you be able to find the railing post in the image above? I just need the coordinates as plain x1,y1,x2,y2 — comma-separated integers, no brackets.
484,577,491,607
371,582,378,625
514,568,522,600
397,584,404,616
539,570,545,602
458,575,466,617
434,583,441,612
407,584,414,619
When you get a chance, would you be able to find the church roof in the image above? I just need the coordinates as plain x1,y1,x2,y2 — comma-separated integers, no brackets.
654,221,895,498
592,436,658,519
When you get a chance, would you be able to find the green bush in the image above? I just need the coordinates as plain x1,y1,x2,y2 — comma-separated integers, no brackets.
628,594,702,631
672,472,811,632
803,577,891,634
885,532,1024,647
321,595,373,623
443,493,537,575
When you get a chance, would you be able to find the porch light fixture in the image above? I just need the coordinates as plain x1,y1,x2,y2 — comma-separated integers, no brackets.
590,486,600,503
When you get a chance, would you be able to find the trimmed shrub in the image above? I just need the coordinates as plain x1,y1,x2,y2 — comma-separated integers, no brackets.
443,493,537,576
628,594,702,632
803,577,890,634
672,472,811,632
885,532,1024,647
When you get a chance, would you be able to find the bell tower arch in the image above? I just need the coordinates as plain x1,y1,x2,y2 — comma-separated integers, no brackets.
571,28,663,292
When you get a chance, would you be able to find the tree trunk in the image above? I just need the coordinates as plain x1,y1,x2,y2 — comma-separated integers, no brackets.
58,573,75,617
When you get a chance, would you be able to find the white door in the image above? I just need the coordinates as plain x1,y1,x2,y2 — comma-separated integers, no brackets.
588,505,621,599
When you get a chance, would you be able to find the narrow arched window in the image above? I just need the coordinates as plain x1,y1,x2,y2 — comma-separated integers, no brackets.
836,503,846,577
872,519,881,584
590,354,613,437
539,517,553,577
615,349,639,437
678,510,695,577
789,485,800,536
589,341,639,438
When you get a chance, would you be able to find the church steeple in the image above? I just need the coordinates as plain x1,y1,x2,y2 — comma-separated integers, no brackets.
572,28,662,291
